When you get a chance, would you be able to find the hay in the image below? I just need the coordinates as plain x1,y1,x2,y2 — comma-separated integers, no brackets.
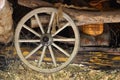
0,0,13,43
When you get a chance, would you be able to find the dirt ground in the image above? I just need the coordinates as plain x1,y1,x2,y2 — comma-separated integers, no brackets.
0,60,120,80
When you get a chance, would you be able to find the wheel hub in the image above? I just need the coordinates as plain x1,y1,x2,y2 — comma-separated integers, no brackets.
41,34,53,46
42,36,49,42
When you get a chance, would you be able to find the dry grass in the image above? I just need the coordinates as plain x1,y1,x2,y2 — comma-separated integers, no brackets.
0,61,120,80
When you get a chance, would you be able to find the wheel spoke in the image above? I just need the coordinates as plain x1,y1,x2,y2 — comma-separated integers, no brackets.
25,44,42,59
19,39,40,43
38,46,47,67
52,43,70,57
52,22,70,37
53,38,75,42
35,14,45,34
48,46,57,67
23,25,41,37
47,12,55,33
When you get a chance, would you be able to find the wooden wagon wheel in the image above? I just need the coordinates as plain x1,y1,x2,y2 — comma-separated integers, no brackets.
15,7,80,73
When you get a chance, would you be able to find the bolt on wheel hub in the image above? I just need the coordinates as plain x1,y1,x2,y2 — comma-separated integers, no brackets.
41,34,53,46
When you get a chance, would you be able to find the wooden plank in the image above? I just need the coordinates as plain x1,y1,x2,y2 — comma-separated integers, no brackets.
4,46,120,69
65,8,120,25
18,0,53,8
18,0,120,26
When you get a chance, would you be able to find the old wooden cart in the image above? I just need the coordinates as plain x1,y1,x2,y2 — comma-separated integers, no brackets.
4,0,120,73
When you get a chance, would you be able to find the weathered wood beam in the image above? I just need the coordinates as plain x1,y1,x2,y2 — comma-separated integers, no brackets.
18,0,53,8
18,0,120,26
65,8,120,25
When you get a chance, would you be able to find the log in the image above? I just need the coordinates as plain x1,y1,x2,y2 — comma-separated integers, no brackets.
18,0,53,8
18,0,120,26
65,8,120,25
0,0,13,43
31,8,120,27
